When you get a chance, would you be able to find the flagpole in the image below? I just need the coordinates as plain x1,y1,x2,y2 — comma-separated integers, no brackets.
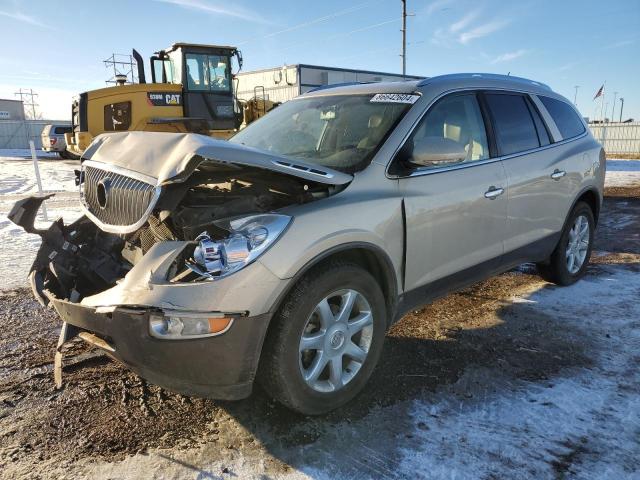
600,81,606,122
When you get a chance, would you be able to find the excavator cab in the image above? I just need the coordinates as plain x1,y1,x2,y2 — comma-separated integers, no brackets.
148,43,243,132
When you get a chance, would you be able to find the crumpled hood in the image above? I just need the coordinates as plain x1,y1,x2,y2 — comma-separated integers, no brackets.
82,131,353,186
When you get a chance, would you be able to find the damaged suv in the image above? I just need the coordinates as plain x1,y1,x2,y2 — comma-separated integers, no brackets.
10,74,605,415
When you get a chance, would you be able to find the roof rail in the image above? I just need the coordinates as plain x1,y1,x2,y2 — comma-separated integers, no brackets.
417,73,551,90
306,81,371,93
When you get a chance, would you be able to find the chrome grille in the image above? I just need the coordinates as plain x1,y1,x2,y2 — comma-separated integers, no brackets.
81,162,158,233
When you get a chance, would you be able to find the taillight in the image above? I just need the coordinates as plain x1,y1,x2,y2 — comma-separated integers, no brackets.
50,138,57,145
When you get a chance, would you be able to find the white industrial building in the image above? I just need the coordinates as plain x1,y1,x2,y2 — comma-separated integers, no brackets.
236,64,423,104
0,99,26,121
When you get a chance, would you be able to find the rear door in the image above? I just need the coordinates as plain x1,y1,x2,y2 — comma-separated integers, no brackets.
394,92,508,292
483,91,567,258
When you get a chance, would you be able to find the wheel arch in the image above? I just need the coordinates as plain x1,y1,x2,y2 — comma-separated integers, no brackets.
267,242,399,327
573,187,601,226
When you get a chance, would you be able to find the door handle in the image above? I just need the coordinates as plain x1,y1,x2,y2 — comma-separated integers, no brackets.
551,169,566,180
484,186,504,199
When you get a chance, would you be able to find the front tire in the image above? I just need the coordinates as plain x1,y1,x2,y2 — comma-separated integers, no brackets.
537,201,595,286
258,262,387,415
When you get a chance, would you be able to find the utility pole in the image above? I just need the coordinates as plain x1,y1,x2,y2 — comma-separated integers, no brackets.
14,88,39,145
14,88,39,120
611,91,618,123
573,85,580,106
619,98,624,122
401,0,407,76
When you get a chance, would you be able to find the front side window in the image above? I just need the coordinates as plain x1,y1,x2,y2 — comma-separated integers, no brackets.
405,93,489,169
539,96,585,140
185,53,230,92
230,94,412,173
485,93,540,155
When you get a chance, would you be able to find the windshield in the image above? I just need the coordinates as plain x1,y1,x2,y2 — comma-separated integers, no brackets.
230,94,413,173
184,53,231,92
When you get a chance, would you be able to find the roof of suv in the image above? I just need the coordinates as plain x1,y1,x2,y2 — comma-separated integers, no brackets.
301,72,555,98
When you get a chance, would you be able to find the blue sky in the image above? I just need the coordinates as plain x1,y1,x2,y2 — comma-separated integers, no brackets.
0,0,638,121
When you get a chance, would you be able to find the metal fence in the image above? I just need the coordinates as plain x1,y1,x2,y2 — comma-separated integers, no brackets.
0,120,70,149
589,122,640,156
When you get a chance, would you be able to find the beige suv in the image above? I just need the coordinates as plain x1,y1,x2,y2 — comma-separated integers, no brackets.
10,73,605,414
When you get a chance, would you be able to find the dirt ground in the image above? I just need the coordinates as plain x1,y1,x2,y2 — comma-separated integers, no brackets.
1,185,639,479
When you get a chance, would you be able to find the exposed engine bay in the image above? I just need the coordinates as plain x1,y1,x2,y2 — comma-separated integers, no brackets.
10,158,343,306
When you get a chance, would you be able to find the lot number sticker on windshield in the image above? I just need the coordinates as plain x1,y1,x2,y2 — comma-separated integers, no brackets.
370,93,420,104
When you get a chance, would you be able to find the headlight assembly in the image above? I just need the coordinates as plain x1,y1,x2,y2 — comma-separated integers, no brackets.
186,213,291,280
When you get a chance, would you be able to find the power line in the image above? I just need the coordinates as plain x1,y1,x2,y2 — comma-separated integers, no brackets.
237,0,382,46
277,18,400,56
14,88,39,120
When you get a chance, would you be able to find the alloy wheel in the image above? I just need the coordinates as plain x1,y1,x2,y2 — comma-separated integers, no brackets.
566,214,590,274
298,289,374,393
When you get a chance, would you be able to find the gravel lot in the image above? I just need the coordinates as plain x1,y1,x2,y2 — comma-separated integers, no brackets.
0,153,639,479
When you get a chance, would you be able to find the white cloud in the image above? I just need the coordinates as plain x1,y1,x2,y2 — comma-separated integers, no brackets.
152,0,269,24
425,0,454,15
0,10,48,28
431,11,510,46
602,39,635,50
557,61,580,72
491,49,528,64
450,10,479,33
458,19,509,44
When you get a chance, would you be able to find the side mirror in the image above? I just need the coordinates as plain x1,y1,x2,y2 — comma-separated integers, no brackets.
410,136,467,168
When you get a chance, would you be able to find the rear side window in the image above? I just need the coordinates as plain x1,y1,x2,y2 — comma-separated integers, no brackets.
53,126,71,134
485,93,540,155
539,96,585,140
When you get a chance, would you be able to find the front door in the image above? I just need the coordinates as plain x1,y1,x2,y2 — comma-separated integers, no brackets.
393,92,508,292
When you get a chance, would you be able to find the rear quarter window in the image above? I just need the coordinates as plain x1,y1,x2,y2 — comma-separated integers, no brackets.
539,96,585,140
485,93,540,156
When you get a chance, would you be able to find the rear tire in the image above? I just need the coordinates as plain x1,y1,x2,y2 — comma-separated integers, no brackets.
64,150,81,160
258,262,387,415
537,201,595,286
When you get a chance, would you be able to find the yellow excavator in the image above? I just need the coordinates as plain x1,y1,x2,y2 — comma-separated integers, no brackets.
65,43,277,157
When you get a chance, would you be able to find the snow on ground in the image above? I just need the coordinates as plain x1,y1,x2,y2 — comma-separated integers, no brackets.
0,148,58,161
74,265,640,479
606,159,640,187
0,155,81,289
400,267,640,479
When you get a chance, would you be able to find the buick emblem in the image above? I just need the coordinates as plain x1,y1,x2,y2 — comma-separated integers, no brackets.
97,178,112,209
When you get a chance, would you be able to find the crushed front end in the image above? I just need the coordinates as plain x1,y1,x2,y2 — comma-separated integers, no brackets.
10,131,351,398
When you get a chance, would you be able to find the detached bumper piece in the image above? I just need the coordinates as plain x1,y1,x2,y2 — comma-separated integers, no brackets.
49,297,272,400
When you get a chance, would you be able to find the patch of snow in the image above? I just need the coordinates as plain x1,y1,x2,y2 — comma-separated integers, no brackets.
400,267,640,479
74,266,640,479
0,158,81,289
605,159,640,187
0,149,58,161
